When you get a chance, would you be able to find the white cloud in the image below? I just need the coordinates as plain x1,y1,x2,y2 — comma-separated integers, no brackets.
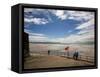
53,32,94,44
76,18,94,29
29,33,45,36
29,35,48,42
77,30,88,35
51,18,94,44
28,33,49,42
24,18,49,25
47,35,81,43
61,18,95,43
25,30,94,44
24,8,95,44
24,8,53,25
50,10,68,20
54,10,68,20
24,17,94,43
68,11,94,21
50,10,94,21
24,29,48,42
24,8,94,23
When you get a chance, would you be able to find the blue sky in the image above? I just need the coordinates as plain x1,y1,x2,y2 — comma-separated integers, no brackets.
24,8,94,44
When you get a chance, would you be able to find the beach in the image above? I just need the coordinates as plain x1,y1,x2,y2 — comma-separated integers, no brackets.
24,43,95,69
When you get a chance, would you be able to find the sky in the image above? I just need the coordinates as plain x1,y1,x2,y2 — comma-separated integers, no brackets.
24,8,95,44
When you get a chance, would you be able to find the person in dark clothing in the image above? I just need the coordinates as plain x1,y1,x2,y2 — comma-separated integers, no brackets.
75,52,79,60
48,50,50,55
73,51,79,60
73,52,76,60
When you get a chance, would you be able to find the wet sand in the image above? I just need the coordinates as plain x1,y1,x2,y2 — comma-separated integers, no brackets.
24,55,94,69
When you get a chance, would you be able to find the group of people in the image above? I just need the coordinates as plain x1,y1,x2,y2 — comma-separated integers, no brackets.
48,50,79,60
73,51,79,60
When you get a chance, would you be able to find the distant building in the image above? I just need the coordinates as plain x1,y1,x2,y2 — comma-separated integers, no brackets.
24,32,30,57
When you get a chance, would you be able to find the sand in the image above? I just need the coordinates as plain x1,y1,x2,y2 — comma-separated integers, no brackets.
24,55,94,69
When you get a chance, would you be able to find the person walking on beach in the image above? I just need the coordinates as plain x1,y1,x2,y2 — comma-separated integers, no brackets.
73,52,76,60
73,51,79,60
48,50,50,55
75,52,79,60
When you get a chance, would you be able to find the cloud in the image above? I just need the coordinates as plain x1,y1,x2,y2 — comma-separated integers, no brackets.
50,10,68,20
24,8,53,25
50,10,94,21
25,29,45,36
29,35,48,42
25,30,94,44
52,32,94,44
29,33,49,42
68,11,94,21
77,30,88,35
51,18,94,44
24,17,94,44
24,29,49,42
75,18,94,43
62,18,95,43
24,8,94,25
24,18,49,25
29,33,45,36
75,18,94,29
24,8,95,44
